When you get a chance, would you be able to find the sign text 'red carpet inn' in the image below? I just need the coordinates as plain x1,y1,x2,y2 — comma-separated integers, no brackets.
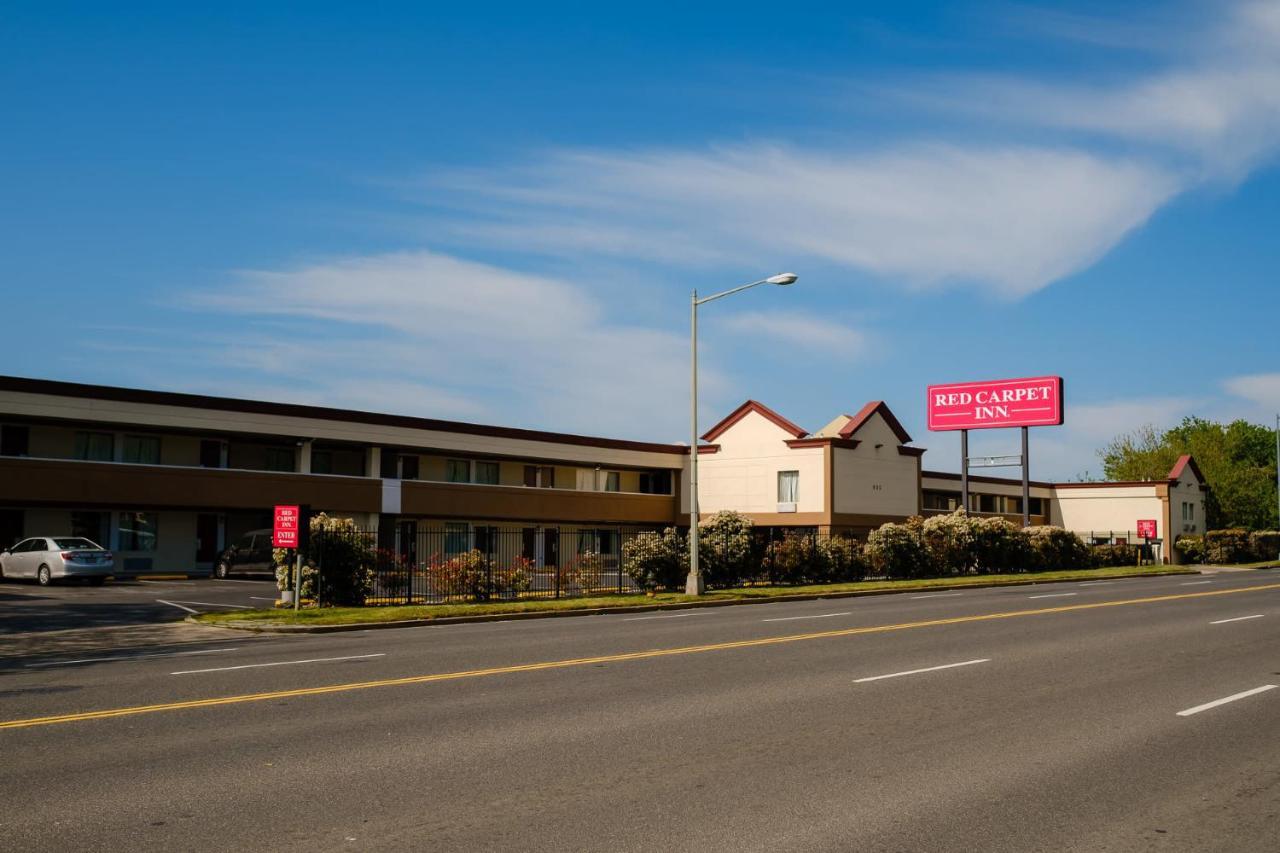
927,376,1064,431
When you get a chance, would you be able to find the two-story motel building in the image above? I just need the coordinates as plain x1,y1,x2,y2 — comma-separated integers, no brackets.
0,377,1207,574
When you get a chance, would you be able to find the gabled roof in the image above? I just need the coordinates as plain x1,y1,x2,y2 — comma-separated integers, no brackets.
700,400,808,443
837,400,913,444
1167,454,1205,483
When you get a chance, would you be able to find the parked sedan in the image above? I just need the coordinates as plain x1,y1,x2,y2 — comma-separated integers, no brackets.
0,537,114,586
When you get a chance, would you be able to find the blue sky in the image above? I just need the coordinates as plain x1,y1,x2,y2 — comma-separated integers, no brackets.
3,1,1279,479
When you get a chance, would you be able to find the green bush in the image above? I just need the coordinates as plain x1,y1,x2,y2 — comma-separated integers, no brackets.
865,520,931,579
622,527,688,592
697,511,755,589
1092,543,1139,567
1203,528,1252,564
818,535,867,582
1174,535,1205,564
920,511,978,575
1024,526,1092,572
274,513,375,606
972,516,1035,573
1248,531,1280,562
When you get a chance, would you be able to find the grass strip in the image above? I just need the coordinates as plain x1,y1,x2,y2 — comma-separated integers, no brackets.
192,564,1196,627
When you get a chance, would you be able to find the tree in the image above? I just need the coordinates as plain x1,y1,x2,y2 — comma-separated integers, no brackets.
1098,417,1278,530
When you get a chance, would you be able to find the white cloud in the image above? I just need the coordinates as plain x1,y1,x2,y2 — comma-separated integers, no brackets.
1223,372,1280,410
716,309,869,355
191,250,730,440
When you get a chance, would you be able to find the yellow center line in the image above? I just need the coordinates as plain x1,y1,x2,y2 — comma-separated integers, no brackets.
4,581,1279,731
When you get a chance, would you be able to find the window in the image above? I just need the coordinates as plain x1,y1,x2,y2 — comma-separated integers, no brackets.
446,459,471,483
474,525,498,555
380,450,399,479
474,461,500,485
604,471,620,492
265,447,295,472
53,538,98,550
444,522,469,556
122,435,161,465
0,425,30,457
524,465,555,488
576,529,616,556
777,471,799,503
639,470,672,495
199,440,224,468
70,511,109,546
311,450,333,474
400,454,419,481
118,512,158,551
1028,497,1045,516
977,494,997,513
74,431,114,461
923,491,960,511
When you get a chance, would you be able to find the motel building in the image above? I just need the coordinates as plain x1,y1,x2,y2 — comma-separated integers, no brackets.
0,376,1207,575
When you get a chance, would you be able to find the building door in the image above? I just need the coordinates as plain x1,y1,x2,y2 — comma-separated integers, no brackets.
542,527,559,568
0,510,23,551
195,513,220,566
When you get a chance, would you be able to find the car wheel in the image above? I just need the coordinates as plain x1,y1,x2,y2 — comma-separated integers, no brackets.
37,565,53,586
88,576,106,587
214,561,230,579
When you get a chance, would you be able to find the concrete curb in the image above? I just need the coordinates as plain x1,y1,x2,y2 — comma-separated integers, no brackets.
190,569,1198,634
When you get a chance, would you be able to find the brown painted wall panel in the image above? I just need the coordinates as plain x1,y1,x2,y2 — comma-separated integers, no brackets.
399,481,679,525
0,458,381,512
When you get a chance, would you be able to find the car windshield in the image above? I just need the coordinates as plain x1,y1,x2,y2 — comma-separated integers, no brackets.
53,538,101,550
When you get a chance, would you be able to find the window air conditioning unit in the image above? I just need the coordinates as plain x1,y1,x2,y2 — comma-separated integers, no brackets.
776,502,797,513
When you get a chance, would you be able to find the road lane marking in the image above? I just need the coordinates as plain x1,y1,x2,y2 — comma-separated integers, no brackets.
621,612,702,621
25,649,240,668
911,592,964,600
1078,581,1113,587
172,653,386,675
1028,593,1078,599
165,600,253,609
761,612,851,623
854,658,990,683
155,599,198,614
1176,685,1277,717
5,581,1280,731
1209,614,1265,625
249,596,278,602
1180,581,1213,586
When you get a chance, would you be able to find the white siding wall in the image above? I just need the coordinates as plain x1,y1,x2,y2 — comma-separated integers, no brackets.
689,410,824,516
1049,486,1164,537
832,416,918,517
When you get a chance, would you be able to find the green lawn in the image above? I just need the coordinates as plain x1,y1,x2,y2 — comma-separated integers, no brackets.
194,564,1196,628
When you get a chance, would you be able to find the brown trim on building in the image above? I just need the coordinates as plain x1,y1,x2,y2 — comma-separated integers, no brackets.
897,446,926,457
785,437,859,450
0,457,382,513
823,443,834,527
829,511,916,530
719,511,829,527
400,481,678,526
838,400,913,444
923,470,1055,489
696,444,722,454
0,375,687,456
700,399,808,442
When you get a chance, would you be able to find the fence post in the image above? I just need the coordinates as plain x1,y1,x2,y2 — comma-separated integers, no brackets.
553,529,560,600
617,528,624,595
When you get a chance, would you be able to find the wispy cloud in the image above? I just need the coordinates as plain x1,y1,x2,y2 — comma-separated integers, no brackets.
1223,372,1280,411
716,309,869,355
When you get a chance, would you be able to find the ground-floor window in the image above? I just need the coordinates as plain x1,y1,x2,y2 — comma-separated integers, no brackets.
71,511,110,547
118,512,158,551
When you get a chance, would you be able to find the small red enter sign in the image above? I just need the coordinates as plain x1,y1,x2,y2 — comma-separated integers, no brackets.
1137,519,1158,540
273,505,301,548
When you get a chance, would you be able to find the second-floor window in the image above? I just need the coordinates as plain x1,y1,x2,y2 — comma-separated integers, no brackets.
639,470,672,495
265,447,295,472
0,425,30,457
524,465,555,488
777,471,799,504
123,435,161,465
474,461,500,485
74,431,114,462
446,459,470,483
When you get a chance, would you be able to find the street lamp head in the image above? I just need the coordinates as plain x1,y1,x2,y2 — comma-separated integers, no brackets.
766,273,798,286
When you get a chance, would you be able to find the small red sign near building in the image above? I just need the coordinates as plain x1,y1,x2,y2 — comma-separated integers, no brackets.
273,504,300,549
1137,519,1158,540
927,376,1064,431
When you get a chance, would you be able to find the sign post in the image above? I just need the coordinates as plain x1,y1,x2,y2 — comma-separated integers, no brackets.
273,505,301,610
927,376,1064,527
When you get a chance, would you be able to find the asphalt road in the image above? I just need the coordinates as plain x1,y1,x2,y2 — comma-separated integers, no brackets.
2,570,1279,851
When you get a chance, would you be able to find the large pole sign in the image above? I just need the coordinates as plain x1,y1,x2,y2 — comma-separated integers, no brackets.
927,376,1065,528
927,376,1064,431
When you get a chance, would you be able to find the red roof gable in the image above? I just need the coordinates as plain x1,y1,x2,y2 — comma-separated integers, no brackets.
1167,454,1205,483
700,400,808,442
838,400,913,444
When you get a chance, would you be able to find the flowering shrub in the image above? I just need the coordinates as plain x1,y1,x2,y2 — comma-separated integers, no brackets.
1174,534,1205,564
920,511,978,575
622,528,687,592
1024,526,1092,571
273,513,374,606
1203,529,1252,564
761,533,866,584
1092,543,1139,567
562,551,605,595
697,511,755,589
972,516,1035,573
865,521,931,579
1248,531,1280,563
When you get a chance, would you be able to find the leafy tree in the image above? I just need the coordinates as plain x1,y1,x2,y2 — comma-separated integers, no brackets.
1099,417,1278,530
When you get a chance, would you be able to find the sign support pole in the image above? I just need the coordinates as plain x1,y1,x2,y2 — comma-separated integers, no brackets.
960,429,969,514
293,551,302,612
1021,426,1030,528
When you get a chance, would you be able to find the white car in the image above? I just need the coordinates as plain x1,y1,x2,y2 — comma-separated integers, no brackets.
0,537,114,586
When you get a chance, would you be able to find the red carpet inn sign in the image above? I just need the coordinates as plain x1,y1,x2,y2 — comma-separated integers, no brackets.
927,376,1064,430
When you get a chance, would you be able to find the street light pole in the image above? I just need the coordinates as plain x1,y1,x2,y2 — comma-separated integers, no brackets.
1275,414,1279,560
687,273,798,596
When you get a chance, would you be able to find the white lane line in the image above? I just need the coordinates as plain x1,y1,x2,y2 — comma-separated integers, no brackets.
621,612,702,621
1180,581,1213,586
1210,614,1266,625
855,658,990,684
1176,685,1277,717
911,592,964,599
172,653,386,675
155,599,198,614
26,648,239,668
1028,592,1078,600
249,596,278,602
165,600,253,609
1078,581,1113,586
761,611,851,623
